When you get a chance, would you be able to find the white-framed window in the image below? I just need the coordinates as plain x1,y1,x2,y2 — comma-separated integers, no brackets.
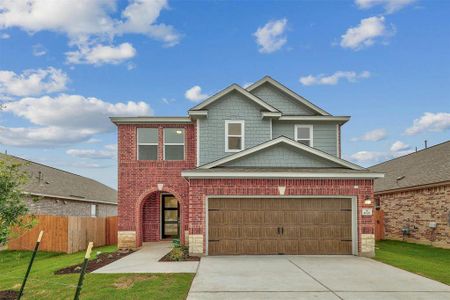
294,124,313,147
90,204,97,217
137,128,158,160
225,120,245,152
164,128,185,160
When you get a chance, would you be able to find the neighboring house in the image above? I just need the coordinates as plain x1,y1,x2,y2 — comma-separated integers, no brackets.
0,154,117,217
112,76,383,257
370,141,450,249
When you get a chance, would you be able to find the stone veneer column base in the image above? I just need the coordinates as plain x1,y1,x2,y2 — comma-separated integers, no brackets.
118,231,137,249
360,233,375,257
188,234,203,255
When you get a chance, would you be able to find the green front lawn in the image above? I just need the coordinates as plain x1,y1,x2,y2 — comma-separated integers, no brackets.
0,246,194,299
375,240,450,285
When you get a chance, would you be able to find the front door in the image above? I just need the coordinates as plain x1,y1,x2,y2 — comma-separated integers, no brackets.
162,195,179,238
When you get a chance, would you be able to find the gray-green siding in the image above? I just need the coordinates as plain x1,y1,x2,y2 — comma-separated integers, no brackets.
223,143,341,168
250,83,316,115
198,91,271,165
272,121,338,156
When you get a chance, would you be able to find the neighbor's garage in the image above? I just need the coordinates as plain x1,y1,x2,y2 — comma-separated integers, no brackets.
208,198,353,255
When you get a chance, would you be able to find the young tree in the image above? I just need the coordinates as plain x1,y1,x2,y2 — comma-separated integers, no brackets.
0,157,33,246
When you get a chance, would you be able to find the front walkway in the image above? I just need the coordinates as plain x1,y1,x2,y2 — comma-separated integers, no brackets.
188,255,450,300
93,241,199,273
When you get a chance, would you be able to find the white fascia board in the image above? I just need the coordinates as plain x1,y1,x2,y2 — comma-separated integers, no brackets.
198,136,365,170
188,110,208,116
189,84,279,113
110,117,192,124
181,171,385,179
279,116,350,123
246,76,330,116
261,111,282,118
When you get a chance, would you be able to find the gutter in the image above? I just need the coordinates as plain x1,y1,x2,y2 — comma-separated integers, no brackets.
23,192,117,205
181,171,385,179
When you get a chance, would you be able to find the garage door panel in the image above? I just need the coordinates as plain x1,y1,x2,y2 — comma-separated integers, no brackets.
223,211,243,225
208,198,353,256
241,226,262,239
242,211,264,224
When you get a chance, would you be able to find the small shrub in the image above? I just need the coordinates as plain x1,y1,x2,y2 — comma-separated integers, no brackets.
168,247,184,261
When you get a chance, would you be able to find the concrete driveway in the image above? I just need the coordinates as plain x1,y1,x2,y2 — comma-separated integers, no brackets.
188,255,450,300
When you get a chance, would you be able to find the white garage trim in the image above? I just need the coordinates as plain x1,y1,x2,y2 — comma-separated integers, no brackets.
204,195,358,256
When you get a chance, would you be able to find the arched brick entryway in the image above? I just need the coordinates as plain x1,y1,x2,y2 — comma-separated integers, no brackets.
135,187,185,247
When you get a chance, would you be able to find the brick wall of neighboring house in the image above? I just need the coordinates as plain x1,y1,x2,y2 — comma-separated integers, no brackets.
377,183,450,249
117,122,196,248
187,178,375,256
25,196,117,217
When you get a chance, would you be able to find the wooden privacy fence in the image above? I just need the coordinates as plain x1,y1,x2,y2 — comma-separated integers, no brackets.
374,210,385,241
8,215,118,253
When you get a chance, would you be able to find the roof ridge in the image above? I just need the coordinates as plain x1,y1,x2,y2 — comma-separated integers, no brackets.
370,139,450,168
0,153,116,191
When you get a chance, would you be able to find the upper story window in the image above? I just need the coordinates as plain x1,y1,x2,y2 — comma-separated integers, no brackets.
137,128,158,160
295,125,313,147
225,120,244,152
164,128,185,160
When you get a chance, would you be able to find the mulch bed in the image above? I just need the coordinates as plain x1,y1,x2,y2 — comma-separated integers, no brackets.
0,290,19,300
159,249,200,262
54,249,133,275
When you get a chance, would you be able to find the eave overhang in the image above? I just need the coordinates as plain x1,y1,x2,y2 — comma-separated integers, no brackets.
181,170,384,179
110,116,192,124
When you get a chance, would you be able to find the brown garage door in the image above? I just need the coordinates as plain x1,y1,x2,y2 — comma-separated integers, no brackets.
208,198,352,255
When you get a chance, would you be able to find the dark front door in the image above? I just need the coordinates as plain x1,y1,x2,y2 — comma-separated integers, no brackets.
162,195,179,238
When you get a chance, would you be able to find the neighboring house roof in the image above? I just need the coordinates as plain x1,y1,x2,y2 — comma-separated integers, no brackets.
246,76,330,116
370,140,450,193
197,136,366,170
0,154,117,205
189,84,279,113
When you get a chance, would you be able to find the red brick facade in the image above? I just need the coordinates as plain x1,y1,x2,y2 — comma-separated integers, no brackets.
376,183,450,249
117,123,196,247
116,122,376,255
187,178,375,254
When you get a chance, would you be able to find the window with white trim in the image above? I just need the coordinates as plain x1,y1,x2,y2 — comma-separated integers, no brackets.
295,125,313,147
137,128,158,160
225,120,244,152
164,128,185,160
90,204,97,217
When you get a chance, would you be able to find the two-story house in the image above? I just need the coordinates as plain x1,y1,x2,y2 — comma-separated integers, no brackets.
111,76,383,257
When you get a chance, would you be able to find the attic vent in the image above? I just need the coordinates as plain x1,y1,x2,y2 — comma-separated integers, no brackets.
69,194,85,199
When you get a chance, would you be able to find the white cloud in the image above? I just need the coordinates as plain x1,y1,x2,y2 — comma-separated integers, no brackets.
254,18,288,54
32,43,47,56
0,33,10,39
350,151,387,163
355,0,415,14
300,70,370,86
0,0,180,65
185,86,208,102
351,128,387,142
390,140,409,152
405,112,450,135
66,42,136,65
0,67,68,97
0,94,151,147
66,148,115,159
340,16,392,50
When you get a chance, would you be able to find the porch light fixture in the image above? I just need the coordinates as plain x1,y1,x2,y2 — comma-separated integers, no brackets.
364,195,371,205
157,183,164,191
176,130,183,134
278,186,286,195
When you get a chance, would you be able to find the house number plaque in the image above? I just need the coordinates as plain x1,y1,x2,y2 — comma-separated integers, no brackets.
362,208,373,216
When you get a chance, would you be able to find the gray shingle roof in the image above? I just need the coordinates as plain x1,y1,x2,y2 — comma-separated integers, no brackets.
370,140,450,192
0,154,117,204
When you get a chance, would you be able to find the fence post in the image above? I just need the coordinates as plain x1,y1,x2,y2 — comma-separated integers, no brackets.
17,230,44,300
74,242,93,300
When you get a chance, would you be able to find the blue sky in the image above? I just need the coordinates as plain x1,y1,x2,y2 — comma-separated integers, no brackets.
0,0,449,188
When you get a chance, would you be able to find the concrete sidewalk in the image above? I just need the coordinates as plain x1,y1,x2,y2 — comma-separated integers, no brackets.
93,241,199,273
188,255,450,300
